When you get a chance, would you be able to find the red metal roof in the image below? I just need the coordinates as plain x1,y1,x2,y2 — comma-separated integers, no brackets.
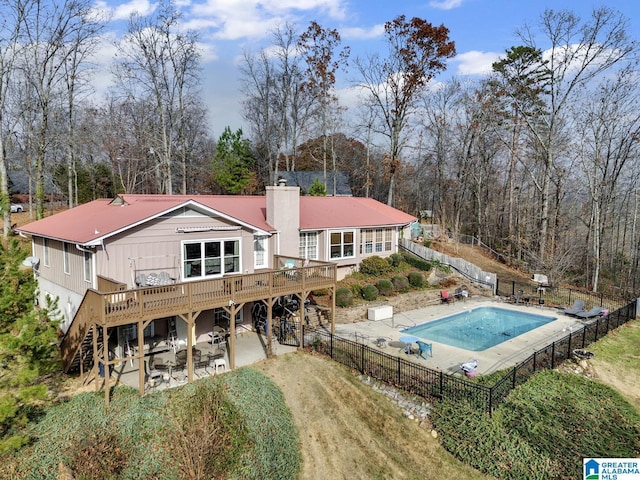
17,194,416,244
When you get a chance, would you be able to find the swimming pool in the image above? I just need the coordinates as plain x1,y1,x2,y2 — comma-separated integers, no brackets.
401,306,557,351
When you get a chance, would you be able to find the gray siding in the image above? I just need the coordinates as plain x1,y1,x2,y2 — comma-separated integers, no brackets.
96,208,258,287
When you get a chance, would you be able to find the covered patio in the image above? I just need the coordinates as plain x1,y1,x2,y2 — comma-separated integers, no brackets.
105,329,299,393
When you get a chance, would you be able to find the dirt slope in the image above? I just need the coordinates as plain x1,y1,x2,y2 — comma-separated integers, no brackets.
254,352,491,480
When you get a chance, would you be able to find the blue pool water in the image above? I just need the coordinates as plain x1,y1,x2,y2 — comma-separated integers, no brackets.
401,306,557,351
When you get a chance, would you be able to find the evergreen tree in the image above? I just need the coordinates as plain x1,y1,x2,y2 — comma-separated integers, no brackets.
212,127,255,194
0,239,61,453
308,178,327,196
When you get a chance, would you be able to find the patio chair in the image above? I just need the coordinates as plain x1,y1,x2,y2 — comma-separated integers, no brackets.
416,341,432,359
440,290,452,303
563,299,585,316
575,306,605,319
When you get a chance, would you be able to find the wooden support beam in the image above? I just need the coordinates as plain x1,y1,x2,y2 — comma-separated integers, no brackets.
138,320,145,396
103,324,110,407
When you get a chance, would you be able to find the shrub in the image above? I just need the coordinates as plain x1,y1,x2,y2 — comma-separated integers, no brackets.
224,369,301,480
361,284,379,301
69,429,131,479
335,288,354,307
392,275,410,293
408,271,425,288
376,279,394,296
422,238,432,248
350,283,362,299
359,256,392,276
401,253,433,271
387,253,404,268
167,382,248,480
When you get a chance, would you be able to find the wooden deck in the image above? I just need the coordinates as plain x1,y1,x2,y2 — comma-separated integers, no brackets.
60,259,336,375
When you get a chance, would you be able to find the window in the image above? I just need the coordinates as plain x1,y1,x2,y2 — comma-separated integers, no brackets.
330,230,355,259
361,229,373,254
83,250,92,283
43,238,50,266
360,228,394,255
63,243,70,274
299,232,318,260
183,239,240,279
254,235,268,268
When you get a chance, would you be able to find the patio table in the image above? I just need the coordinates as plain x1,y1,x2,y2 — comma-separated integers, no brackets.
399,335,420,355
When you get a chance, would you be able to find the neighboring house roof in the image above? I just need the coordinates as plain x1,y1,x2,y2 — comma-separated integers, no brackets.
278,171,352,196
17,193,416,245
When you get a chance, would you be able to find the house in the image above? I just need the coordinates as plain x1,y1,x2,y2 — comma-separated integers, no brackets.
17,185,415,402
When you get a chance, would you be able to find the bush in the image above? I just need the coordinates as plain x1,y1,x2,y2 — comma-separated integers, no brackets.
359,256,392,276
376,279,394,296
335,288,354,307
392,275,410,293
387,253,404,268
402,253,433,271
350,283,362,299
408,271,425,288
167,382,248,480
361,284,379,301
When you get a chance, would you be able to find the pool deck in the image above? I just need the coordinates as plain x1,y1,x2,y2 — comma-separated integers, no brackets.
332,297,589,376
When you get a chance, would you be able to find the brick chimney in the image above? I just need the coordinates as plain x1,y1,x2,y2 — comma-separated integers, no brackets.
266,183,300,257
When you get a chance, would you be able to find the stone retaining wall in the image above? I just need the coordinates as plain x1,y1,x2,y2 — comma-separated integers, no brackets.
334,280,493,324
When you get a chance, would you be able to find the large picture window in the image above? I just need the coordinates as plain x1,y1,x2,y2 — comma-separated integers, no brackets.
183,239,240,279
330,230,355,259
299,232,318,260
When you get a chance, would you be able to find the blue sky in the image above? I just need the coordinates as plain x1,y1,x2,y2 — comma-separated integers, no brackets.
93,0,640,138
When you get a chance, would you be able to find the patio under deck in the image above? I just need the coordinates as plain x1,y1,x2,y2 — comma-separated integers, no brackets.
108,331,299,394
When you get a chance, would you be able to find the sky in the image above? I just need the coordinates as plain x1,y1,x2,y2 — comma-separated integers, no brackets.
93,0,640,139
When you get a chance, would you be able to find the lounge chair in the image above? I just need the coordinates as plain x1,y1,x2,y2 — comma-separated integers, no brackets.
576,306,605,319
440,290,452,303
563,299,585,316
416,341,432,359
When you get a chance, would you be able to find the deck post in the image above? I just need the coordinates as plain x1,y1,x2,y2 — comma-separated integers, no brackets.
229,303,237,369
103,324,110,407
266,300,273,358
187,314,194,382
92,324,99,392
138,320,145,395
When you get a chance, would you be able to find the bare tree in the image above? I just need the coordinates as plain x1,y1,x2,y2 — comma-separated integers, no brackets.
298,21,349,191
354,15,455,207
515,7,638,268
0,0,25,234
11,0,103,219
574,67,640,291
113,0,201,194
241,24,314,186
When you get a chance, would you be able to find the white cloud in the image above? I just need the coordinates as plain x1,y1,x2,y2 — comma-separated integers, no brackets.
340,24,385,40
454,50,501,75
189,0,347,41
429,0,463,10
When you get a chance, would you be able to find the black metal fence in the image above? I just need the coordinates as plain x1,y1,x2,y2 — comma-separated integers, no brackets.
496,279,625,313
303,299,637,414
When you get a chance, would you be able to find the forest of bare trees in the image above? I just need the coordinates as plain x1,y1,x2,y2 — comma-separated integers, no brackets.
1,2,640,295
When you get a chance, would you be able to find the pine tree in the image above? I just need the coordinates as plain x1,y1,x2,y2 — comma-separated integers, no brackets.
0,239,61,453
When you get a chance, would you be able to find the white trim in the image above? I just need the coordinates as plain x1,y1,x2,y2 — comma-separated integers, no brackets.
328,229,356,260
